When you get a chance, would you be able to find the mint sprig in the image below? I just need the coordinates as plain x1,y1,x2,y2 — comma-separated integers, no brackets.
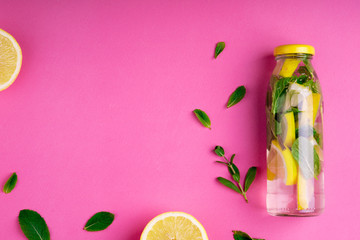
214,146,257,203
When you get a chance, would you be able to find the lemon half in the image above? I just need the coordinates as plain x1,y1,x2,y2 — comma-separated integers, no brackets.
0,28,22,91
140,212,208,240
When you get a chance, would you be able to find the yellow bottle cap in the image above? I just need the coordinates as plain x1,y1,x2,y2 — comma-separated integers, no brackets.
274,44,315,56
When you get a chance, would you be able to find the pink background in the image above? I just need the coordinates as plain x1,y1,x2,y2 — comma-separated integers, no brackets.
1,0,360,239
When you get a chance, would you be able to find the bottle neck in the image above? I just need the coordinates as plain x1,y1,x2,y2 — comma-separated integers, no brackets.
275,54,313,61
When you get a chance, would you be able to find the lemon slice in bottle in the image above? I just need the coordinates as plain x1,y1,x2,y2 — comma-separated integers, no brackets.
280,111,296,147
0,28,22,91
279,58,301,77
140,212,208,240
267,140,298,185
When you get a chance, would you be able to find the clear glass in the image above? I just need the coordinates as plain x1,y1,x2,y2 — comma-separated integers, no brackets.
266,54,324,216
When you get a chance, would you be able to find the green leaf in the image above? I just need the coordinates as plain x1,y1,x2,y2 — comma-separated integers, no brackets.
217,177,241,193
233,230,252,240
228,163,240,183
214,42,225,58
215,161,228,165
227,86,246,108
291,137,320,179
230,154,235,164
271,76,294,114
294,75,308,84
3,172,17,194
214,146,225,157
244,167,257,192
233,230,265,240
19,209,50,240
84,211,114,232
193,109,211,129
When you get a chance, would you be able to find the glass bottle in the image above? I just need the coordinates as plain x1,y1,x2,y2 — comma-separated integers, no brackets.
266,44,324,216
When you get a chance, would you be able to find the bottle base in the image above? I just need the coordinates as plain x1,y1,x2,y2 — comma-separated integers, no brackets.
267,208,324,217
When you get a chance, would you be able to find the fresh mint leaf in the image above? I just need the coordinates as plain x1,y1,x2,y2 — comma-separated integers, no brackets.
271,76,294,114
291,137,320,179
295,75,308,84
227,86,246,108
214,42,225,58
233,230,265,240
193,109,211,129
84,212,115,232
233,230,252,240
217,177,241,193
216,161,228,165
19,209,50,240
214,146,225,157
228,163,240,183
244,167,257,192
230,154,235,164
303,80,320,93
3,172,17,194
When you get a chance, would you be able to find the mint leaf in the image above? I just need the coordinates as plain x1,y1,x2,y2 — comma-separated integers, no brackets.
233,230,265,240
244,167,257,192
228,163,240,183
233,230,252,240
271,76,294,114
227,86,246,108
193,109,211,129
214,146,225,157
84,212,115,232
291,137,320,179
214,42,225,58
230,154,235,164
19,209,50,240
217,177,241,193
3,172,17,194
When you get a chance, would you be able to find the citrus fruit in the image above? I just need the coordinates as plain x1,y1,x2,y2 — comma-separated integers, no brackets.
140,212,208,240
267,140,298,185
280,111,296,147
279,58,301,77
297,172,314,210
0,28,22,91
297,138,323,210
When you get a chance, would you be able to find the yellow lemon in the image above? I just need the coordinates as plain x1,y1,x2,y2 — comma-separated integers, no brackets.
280,111,296,147
140,212,208,240
297,172,314,210
279,58,301,77
0,28,22,91
299,93,322,127
267,140,298,185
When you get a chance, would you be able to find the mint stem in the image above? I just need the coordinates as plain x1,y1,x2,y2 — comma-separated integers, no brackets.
237,183,248,203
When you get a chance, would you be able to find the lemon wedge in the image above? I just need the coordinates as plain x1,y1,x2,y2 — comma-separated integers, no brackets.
0,28,22,91
267,140,298,185
279,59,301,77
280,111,296,147
140,212,208,240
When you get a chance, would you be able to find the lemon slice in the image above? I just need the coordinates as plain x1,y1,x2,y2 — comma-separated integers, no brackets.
297,172,314,210
280,111,296,147
279,58,301,77
0,28,22,91
297,138,322,210
267,140,298,185
140,212,208,240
